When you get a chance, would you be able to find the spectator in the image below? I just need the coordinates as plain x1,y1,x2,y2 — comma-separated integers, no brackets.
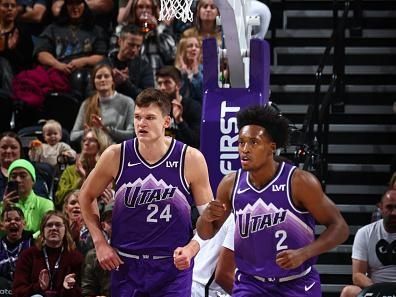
12,210,84,297
0,159,54,236
175,34,203,103
62,190,88,244
80,202,113,297
156,65,202,148
51,0,114,34
107,24,154,100
56,128,112,207
192,214,234,297
117,0,176,74
70,63,135,144
0,132,22,200
33,0,107,99
182,0,221,46
16,0,49,37
0,131,52,199
0,0,33,93
0,206,34,294
340,189,396,297
28,120,77,168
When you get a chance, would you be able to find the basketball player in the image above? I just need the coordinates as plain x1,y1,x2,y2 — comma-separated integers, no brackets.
197,105,349,296
79,88,213,296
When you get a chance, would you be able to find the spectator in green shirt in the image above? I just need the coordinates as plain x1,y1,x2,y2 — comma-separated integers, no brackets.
0,159,54,237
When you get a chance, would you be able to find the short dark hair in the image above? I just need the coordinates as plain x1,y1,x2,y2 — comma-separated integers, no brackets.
156,65,182,85
135,88,171,116
237,104,290,148
120,24,144,38
1,205,25,221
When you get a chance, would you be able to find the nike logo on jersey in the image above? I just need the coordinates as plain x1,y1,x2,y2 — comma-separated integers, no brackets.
237,187,250,194
128,162,141,167
304,282,315,291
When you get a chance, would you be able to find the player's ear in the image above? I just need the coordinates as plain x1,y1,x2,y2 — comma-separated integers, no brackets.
164,115,171,128
270,142,276,153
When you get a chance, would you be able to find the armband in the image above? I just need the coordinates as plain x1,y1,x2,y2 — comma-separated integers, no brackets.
196,203,209,215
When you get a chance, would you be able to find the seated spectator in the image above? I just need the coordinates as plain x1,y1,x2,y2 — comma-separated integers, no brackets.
0,206,34,295
0,131,52,199
16,0,49,37
156,66,202,148
182,0,221,46
51,0,114,34
80,202,113,297
56,128,112,207
191,214,234,297
71,63,135,144
175,34,203,103
0,159,54,236
340,189,396,297
107,24,154,100
12,210,84,297
0,0,33,93
62,190,88,244
29,120,76,168
117,0,176,74
33,0,107,99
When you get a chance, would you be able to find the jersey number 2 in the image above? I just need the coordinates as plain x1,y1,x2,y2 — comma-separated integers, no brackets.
146,204,172,222
275,230,288,251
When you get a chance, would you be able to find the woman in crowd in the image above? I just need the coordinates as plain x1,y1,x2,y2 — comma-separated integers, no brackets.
12,210,83,297
70,63,135,144
117,0,176,74
33,0,107,99
0,0,33,93
182,0,221,45
55,127,112,207
175,34,203,102
0,132,22,200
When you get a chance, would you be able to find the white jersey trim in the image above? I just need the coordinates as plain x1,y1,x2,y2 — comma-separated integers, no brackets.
286,167,310,214
246,162,285,193
115,141,126,185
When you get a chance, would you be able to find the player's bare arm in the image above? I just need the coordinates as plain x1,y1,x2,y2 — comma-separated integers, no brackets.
175,147,214,267
184,146,214,207
276,169,349,269
196,173,235,240
79,144,124,270
352,259,373,288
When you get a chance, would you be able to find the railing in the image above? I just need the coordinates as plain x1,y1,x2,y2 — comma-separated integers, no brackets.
294,0,350,189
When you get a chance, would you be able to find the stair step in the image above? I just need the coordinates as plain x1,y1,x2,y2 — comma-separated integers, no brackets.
272,65,396,75
271,84,396,93
325,184,387,195
274,29,396,39
278,104,394,115
315,264,351,275
327,163,390,172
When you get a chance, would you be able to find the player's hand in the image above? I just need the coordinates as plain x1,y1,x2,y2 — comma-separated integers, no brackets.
96,242,124,271
275,249,307,270
201,200,226,222
173,245,196,270
63,273,76,289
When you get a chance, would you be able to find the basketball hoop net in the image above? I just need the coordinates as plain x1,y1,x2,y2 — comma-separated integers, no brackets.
158,0,194,23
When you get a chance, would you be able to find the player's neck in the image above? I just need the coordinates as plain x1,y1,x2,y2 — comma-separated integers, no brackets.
249,160,279,189
138,136,171,164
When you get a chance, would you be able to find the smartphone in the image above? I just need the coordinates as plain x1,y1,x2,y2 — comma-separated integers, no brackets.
6,180,19,195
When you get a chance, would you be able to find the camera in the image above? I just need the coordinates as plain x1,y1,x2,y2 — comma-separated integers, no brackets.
57,154,76,165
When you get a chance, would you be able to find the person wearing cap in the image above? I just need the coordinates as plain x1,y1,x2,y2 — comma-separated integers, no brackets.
0,159,54,236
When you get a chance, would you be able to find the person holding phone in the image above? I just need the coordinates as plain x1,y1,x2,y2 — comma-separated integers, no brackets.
0,159,54,236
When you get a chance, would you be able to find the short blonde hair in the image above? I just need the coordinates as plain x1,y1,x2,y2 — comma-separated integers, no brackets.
43,120,62,135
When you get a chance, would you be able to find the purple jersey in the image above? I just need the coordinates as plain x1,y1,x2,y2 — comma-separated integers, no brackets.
113,138,194,256
232,162,316,279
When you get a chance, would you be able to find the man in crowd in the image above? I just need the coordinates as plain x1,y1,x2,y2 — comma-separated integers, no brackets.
156,65,202,148
107,24,154,100
340,189,396,297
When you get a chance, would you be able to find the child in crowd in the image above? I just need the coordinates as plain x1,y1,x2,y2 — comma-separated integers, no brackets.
29,120,76,167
